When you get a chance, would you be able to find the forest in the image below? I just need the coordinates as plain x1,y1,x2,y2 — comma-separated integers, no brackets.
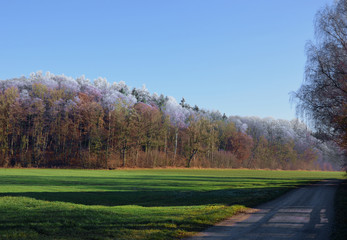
0,71,343,170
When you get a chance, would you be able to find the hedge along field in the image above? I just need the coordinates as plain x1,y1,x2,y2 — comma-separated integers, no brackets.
0,169,344,240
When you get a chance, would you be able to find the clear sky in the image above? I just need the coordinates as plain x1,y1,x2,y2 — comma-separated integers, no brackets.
0,0,333,120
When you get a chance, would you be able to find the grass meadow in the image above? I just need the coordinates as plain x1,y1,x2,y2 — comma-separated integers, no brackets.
0,168,344,240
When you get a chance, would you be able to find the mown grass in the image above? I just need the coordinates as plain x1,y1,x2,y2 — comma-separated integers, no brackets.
0,168,344,240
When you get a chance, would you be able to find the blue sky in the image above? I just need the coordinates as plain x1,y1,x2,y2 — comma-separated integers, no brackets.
0,0,333,120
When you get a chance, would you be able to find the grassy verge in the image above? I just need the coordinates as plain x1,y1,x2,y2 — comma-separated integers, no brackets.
332,178,347,240
0,169,344,240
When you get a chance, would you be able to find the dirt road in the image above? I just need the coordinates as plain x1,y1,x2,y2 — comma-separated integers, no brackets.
188,180,340,240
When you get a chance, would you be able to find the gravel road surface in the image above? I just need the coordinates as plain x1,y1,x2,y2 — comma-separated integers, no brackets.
188,180,340,240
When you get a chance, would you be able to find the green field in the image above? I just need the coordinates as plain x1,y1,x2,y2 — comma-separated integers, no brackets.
0,169,343,240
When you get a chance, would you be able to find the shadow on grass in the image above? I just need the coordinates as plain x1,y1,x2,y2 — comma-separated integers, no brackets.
0,173,337,240
0,196,213,240
0,175,320,188
0,174,324,207
0,187,291,207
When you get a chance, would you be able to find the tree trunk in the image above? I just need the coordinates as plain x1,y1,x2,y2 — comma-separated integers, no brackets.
105,112,111,169
174,128,178,160
122,141,127,167
187,149,198,168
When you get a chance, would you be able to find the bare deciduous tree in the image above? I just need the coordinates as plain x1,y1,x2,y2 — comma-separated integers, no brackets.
293,0,347,152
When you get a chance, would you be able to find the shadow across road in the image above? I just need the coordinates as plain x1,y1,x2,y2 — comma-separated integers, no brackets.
188,180,341,240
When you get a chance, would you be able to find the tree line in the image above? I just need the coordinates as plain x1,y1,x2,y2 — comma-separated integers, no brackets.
0,72,342,170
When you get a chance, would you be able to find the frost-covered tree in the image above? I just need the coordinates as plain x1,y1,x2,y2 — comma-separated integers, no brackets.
0,71,342,170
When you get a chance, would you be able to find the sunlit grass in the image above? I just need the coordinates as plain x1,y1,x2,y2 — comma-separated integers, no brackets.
0,169,344,239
